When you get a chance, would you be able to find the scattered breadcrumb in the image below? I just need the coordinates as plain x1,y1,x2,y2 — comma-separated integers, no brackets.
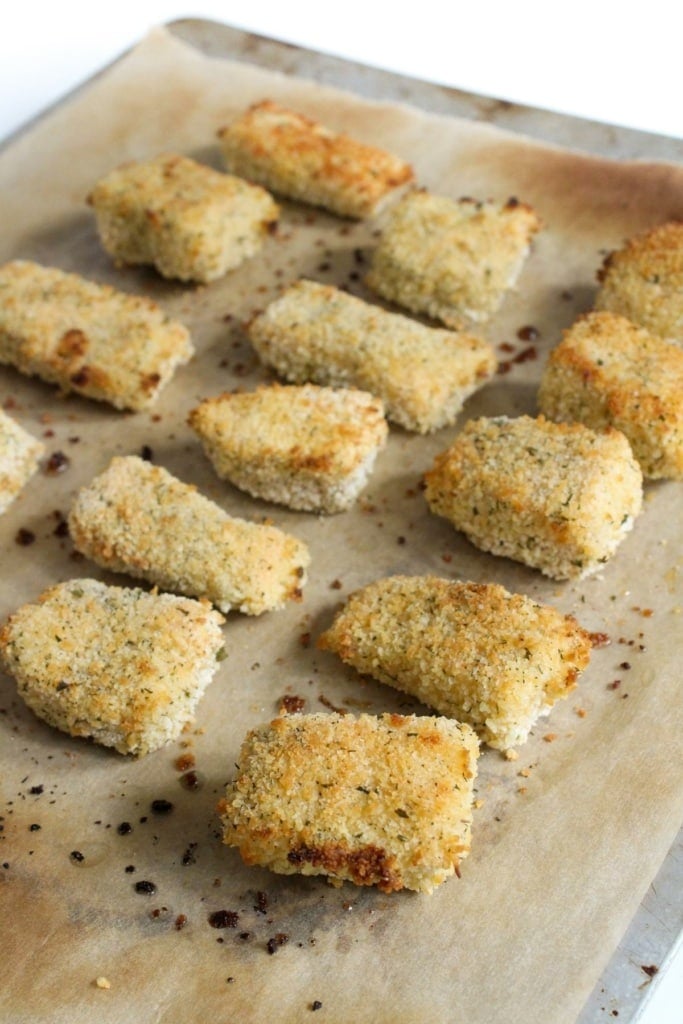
538,311,683,479
217,100,414,218
0,578,225,756
366,190,541,327
95,977,111,990
0,408,43,515
88,154,279,283
318,576,592,750
424,415,643,579
0,260,193,410
246,279,496,433
219,711,479,894
68,456,310,615
189,384,388,513
595,220,683,344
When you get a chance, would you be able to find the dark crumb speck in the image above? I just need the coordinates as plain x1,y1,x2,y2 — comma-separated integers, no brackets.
29,823,41,831
179,770,202,791
30,784,44,795
254,890,269,914
641,964,659,978
517,325,539,341
117,821,133,835
300,632,311,648
208,909,239,929
70,850,85,863
134,880,157,895
239,931,251,941
175,752,195,772
124,864,136,873
280,694,306,714
266,933,289,955
181,843,198,866
175,914,188,931
311,1001,323,1012
140,445,154,462
151,799,174,814
330,578,342,590
44,451,70,475
15,528,36,546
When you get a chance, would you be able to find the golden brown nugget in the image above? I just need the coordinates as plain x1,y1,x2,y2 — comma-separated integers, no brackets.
366,190,541,327
88,154,279,283
595,220,683,344
219,712,478,894
424,415,643,580
68,456,309,615
0,579,225,756
189,384,388,513
318,576,592,750
217,99,414,219
538,311,683,479
0,260,192,410
0,408,43,515
246,279,496,433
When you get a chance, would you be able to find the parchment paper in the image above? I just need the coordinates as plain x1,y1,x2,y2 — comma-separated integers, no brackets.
1,25,682,1024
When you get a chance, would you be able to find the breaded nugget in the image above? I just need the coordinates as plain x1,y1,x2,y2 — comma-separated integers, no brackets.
318,576,591,750
68,455,309,614
0,408,43,515
595,220,683,344
188,384,388,513
219,711,478,894
0,261,192,411
0,578,225,756
217,100,414,219
366,190,541,327
246,279,496,433
424,415,643,579
538,311,683,479
88,154,279,283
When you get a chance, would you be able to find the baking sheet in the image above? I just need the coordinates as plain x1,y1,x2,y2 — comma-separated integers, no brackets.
1,21,682,1024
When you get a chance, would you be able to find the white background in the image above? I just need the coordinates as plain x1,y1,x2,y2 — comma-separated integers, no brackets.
1,3,681,1021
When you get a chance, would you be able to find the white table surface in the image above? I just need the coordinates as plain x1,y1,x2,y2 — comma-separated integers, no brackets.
1,4,681,1021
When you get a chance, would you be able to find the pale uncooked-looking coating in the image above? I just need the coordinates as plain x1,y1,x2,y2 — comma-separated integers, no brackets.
68,455,310,614
220,711,479,894
318,576,592,750
0,260,193,411
538,311,683,479
217,100,414,218
88,153,279,283
246,279,497,433
189,384,388,513
366,190,541,327
0,578,225,756
424,415,643,579
0,408,43,515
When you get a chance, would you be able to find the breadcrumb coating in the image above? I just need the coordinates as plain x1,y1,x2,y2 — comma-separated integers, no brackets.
366,191,541,327
189,384,387,513
538,311,683,479
0,408,43,515
68,455,310,614
595,220,683,344
219,712,479,894
424,415,643,579
217,99,414,219
318,576,592,750
88,153,279,283
0,579,225,756
0,260,193,410
246,279,496,433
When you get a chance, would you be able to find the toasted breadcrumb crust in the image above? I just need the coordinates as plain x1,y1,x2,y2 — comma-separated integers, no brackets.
318,576,592,750
220,712,478,894
424,415,643,580
246,279,496,433
88,154,279,284
217,100,414,219
68,456,310,614
189,384,388,513
0,261,193,410
0,408,43,515
365,191,541,327
595,221,683,344
0,578,225,756
538,311,683,479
